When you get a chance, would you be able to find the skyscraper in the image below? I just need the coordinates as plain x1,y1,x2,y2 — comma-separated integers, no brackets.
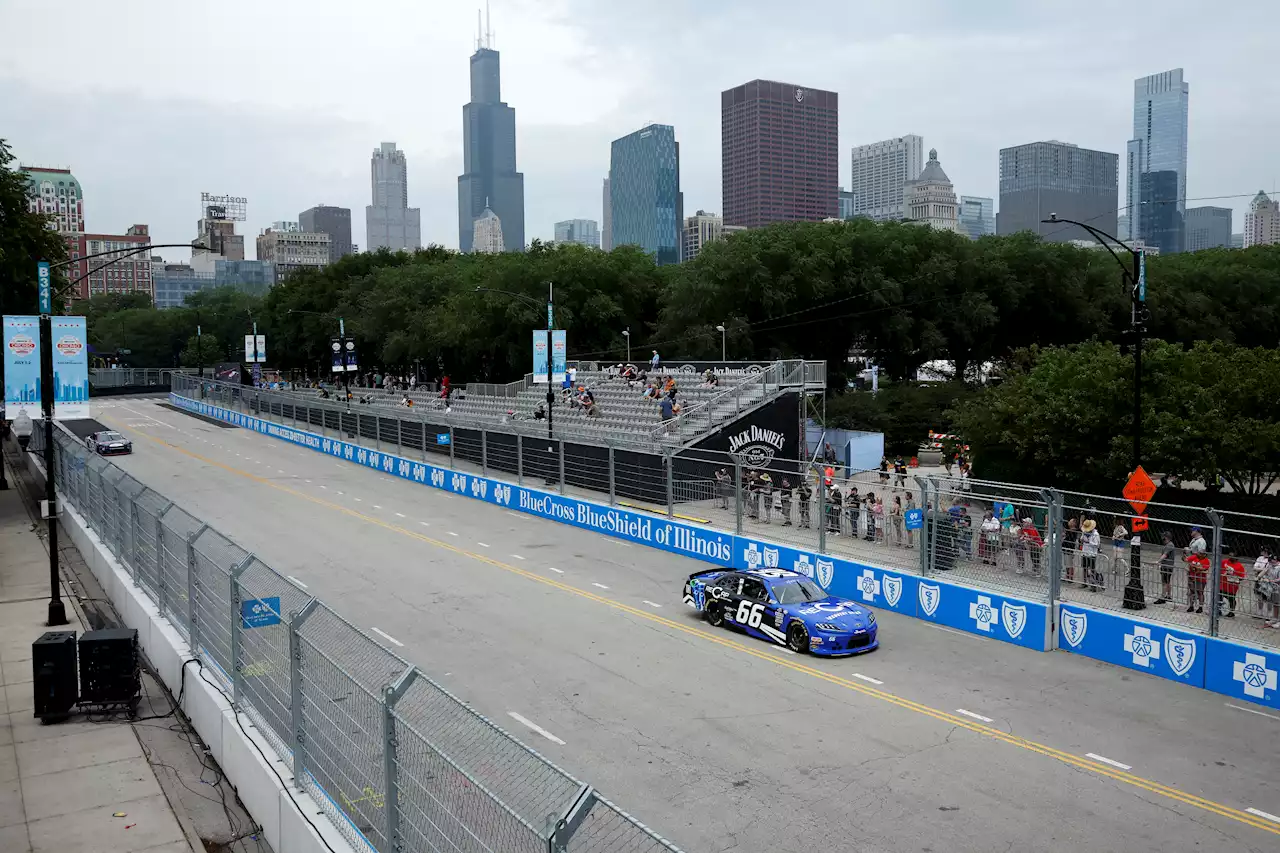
365,142,422,251
458,19,525,252
905,149,959,233
1243,191,1280,247
601,178,612,250
721,79,838,228
1126,69,1188,253
1183,206,1232,251
554,219,600,247
299,205,354,261
609,124,682,265
22,166,88,296
682,211,746,262
996,141,1118,243
849,135,924,221
958,196,995,240
471,204,505,253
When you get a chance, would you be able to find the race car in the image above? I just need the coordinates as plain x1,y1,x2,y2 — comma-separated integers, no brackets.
86,430,133,456
683,567,878,655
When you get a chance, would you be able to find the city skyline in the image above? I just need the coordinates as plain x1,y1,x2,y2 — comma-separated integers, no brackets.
2,1,1276,255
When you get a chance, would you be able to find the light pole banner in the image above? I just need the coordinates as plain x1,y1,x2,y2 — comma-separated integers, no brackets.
3,315,42,419
532,330,549,383
330,338,344,373
551,330,567,384
344,339,358,372
244,334,266,363
52,315,89,420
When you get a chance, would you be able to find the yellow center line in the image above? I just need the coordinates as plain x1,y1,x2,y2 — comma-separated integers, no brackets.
107,414,1280,837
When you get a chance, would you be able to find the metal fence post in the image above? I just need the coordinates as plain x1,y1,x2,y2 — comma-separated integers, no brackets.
155,503,173,614
733,461,743,534
558,440,566,495
382,666,418,853
608,444,616,507
185,525,207,654
374,414,382,452
481,430,488,476
1041,489,1062,610
665,451,674,518
127,497,140,583
517,438,524,485
289,599,321,791
355,411,362,447
1207,508,1224,637
228,554,254,703
450,427,456,469
397,419,403,457
550,785,598,853
818,472,827,553
914,476,931,577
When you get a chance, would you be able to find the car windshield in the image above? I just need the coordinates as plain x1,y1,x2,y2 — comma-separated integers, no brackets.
100,432,124,441
773,579,827,605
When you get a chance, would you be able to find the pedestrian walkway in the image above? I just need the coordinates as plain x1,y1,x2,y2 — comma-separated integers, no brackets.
0,453,194,853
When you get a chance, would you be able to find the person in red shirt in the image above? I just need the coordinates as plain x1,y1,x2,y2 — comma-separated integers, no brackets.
1219,549,1247,618
1185,550,1210,614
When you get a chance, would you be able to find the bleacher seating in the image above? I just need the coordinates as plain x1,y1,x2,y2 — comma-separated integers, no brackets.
310,367,772,448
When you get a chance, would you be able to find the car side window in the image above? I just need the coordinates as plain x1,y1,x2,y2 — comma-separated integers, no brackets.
710,574,740,598
741,578,769,603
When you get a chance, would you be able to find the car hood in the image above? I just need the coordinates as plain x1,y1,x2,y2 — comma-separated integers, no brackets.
784,597,873,629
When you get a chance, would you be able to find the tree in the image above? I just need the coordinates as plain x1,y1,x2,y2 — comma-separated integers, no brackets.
825,382,978,456
179,333,222,371
0,138,70,316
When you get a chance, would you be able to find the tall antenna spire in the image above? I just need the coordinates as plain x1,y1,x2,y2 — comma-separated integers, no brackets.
485,0,493,49
476,9,482,50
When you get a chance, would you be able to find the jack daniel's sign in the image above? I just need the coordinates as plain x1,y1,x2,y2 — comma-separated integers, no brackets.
729,425,786,467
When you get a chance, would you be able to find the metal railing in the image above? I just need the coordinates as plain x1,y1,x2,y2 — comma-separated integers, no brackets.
48,423,686,853
89,367,185,388
170,382,1280,654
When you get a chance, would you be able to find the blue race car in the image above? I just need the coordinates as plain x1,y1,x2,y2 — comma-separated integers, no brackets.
682,567,878,655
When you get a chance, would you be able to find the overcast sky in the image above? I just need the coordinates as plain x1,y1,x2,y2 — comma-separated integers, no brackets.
2,0,1277,260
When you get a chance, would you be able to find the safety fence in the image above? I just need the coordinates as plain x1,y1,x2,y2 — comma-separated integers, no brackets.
170,374,1280,654
47,424,685,853
89,367,185,388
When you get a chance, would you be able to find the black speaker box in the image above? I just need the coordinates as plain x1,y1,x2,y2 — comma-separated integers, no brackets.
32,631,78,722
78,628,139,710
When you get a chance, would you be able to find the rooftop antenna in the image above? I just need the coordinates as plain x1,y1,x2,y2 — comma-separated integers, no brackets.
486,0,493,49
477,1,494,50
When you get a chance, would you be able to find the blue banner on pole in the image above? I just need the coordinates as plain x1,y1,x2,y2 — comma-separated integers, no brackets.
37,262,52,315
241,597,282,629
344,339,358,372
52,316,89,420
437,432,451,445
532,330,549,382
1137,251,1146,302
904,507,924,531
547,303,554,329
551,329,567,384
330,338,344,373
3,315,42,419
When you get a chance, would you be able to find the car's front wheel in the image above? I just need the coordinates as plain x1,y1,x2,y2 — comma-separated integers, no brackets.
787,624,809,654
706,602,725,627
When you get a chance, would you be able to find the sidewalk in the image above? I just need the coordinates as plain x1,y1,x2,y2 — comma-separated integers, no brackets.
0,451,194,853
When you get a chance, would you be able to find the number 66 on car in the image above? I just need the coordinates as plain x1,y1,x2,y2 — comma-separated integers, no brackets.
682,567,879,655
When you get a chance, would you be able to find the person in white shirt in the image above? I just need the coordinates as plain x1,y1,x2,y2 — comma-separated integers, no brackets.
980,511,1001,565
1081,520,1102,591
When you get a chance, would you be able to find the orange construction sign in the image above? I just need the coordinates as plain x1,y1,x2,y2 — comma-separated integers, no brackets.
1123,466,1157,514
1132,515,1150,533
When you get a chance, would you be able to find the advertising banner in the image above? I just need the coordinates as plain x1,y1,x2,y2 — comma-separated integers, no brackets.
51,315,89,420
532,330,549,382
551,329,567,385
3,315,42,420
330,338,344,373
244,334,266,363
344,339,358,372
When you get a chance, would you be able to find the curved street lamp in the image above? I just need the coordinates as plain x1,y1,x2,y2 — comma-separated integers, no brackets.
475,284,556,444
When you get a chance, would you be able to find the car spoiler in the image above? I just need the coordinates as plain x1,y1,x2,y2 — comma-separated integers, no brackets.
687,568,729,581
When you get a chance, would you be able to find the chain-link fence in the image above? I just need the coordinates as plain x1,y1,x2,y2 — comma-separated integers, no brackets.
172,378,1280,653
47,425,686,853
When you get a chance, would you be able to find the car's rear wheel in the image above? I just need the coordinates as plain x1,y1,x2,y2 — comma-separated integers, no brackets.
706,602,725,627
787,624,809,653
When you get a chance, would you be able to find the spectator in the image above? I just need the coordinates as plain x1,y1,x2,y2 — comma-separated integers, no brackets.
745,471,759,520
1253,547,1275,621
1220,549,1246,618
872,494,885,543
1062,517,1080,584
585,398,601,418
533,403,546,421
760,472,774,524
1154,531,1176,604
1020,518,1044,575
827,484,843,534
890,495,904,545
904,491,918,548
1081,520,1102,591
879,457,890,486
797,478,813,529
780,477,793,526
1260,551,1280,628
663,375,677,395
650,350,660,371
980,510,1000,565
660,394,675,430
715,468,731,510
823,442,837,468
846,486,860,537
894,457,908,489
1111,521,1129,581
1185,543,1209,614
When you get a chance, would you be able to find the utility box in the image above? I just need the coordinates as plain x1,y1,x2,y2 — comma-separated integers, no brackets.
32,631,78,723
78,628,140,714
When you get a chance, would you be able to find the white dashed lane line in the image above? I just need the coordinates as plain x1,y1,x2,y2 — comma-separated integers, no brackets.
955,708,994,723
371,627,404,647
373,505,383,510
548,567,564,574
395,512,405,518
642,600,663,608
852,673,883,685
476,542,490,548
592,583,609,590
447,531,458,537
507,712,565,746
1225,702,1280,721
1085,753,1132,771
287,575,309,589
419,521,430,527
510,554,526,560
1247,808,1280,824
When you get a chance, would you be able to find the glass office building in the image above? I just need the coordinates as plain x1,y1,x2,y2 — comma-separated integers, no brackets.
609,124,682,265
997,141,1118,243
153,259,275,309
958,196,995,239
1126,69,1188,252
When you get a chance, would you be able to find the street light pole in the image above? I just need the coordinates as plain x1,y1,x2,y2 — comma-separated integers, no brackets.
623,328,631,364
716,323,727,362
1043,213,1148,609
545,281,554,444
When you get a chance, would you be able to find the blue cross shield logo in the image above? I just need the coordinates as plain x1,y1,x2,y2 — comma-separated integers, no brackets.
882,575,902,607
815,559,834,588
1061,610,1088,647
1001,603,1027,639
1163,635,1197,677
919,583,940,616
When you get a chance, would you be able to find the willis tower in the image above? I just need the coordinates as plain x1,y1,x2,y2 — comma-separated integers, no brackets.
458,9,525,251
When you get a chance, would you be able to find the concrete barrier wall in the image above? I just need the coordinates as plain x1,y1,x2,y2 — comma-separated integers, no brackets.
25,448,357,853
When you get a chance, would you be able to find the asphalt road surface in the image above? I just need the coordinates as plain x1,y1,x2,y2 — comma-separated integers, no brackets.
92,397,1280,853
